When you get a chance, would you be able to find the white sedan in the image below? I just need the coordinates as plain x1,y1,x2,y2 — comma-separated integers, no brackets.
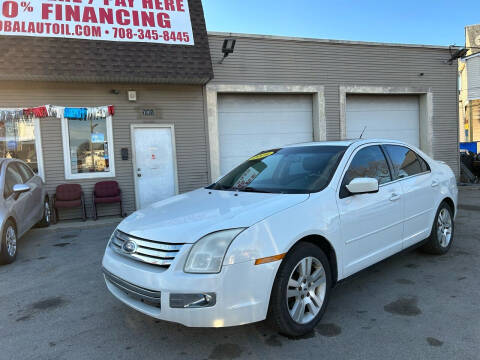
102,139,457,337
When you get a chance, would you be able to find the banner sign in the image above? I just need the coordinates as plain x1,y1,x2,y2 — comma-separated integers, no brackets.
0,0,194,45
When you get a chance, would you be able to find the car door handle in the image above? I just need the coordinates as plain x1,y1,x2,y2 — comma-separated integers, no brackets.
431,180,439,187
390,193,401,201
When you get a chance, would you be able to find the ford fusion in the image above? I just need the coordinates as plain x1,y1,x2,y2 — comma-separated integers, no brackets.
102,139,457,336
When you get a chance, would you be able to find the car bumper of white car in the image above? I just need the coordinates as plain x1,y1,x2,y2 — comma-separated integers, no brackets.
101,245,280,327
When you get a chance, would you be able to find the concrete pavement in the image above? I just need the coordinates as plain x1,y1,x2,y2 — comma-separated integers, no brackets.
0,188,479,360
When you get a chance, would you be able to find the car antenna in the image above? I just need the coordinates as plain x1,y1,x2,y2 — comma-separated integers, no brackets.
359,126,367,139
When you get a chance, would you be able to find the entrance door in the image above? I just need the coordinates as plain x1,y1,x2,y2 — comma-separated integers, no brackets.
132,125,178,209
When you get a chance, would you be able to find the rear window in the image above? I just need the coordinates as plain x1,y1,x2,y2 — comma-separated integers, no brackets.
418,155,431,173
384,145,423,179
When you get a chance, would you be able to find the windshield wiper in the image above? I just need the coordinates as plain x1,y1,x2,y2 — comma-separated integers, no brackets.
240,187,271,193
210,184,235,191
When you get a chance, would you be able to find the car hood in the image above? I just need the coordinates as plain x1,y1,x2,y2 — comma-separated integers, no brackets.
117,188,309,244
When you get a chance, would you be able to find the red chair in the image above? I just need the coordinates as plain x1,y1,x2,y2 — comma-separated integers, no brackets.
92,181,124,220
53,184,86,223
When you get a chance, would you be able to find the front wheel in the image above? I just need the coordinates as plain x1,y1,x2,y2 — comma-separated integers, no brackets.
0,220,17,265
36,198,51,228
421,202,454,255
267,242,331,337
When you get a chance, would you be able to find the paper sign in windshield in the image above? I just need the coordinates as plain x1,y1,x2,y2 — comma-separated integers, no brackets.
232,168,259,189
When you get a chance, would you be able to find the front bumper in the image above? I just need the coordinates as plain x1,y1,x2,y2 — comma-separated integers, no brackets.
101,245,280,327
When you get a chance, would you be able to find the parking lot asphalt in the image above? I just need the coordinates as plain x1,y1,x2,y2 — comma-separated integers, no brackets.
0,188,479,360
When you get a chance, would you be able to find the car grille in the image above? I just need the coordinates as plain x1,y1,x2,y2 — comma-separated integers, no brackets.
109,230,184,268
103,268,161,308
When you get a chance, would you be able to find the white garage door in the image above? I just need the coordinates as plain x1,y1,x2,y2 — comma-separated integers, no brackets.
346,95,420,147
218,94,313,174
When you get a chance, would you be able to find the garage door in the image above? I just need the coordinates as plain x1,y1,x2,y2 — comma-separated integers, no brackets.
346,95,420,147
218,94,313,174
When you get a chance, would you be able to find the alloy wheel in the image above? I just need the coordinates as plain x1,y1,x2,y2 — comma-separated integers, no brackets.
286,256,326,324
437,208,452,247
45,202,51,223
5,226,16,257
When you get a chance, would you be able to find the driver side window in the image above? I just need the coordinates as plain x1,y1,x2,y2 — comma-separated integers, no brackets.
16,163,34,183
4,164,24,199
340,145,392,198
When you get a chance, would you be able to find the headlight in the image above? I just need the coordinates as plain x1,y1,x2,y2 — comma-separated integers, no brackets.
108,229,118,245
107,230,116,245
184,228,245,274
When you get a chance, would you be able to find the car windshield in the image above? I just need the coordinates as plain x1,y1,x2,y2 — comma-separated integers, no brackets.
208,146,347,194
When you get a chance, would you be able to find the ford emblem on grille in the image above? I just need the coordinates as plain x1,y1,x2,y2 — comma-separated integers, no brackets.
122,240,138,254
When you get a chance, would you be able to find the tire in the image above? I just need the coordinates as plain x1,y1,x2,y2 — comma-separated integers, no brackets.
0,220,17,265
36,197,51,228
267,242,332,337
421,202,454,255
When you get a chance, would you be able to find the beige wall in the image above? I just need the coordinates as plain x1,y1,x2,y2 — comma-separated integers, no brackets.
0,81,208,219
468,99,480,141
459,24,480,142
459,60,468,142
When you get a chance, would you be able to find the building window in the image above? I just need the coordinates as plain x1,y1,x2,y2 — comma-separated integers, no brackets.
61,116,115,180
0,116,45,180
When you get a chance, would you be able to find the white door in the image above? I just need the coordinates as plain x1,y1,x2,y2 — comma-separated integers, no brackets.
346,95,420,147
382,144,436,248
132,126,178,209
218,94,314,175
336,145,404,277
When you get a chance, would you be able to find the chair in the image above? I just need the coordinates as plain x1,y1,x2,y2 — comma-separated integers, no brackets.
53,184,86,223
92,181,124,220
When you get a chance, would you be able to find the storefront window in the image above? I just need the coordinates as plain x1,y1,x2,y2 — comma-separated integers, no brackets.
62,116,115,180
68,118,109,174
0,117,42,175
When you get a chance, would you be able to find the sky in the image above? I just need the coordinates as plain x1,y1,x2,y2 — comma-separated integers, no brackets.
201,0,480,47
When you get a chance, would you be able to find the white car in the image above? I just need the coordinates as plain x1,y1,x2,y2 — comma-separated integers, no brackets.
102,139,457,337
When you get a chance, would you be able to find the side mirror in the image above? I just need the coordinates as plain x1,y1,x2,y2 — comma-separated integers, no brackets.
346,177,379,195
12,184,30,198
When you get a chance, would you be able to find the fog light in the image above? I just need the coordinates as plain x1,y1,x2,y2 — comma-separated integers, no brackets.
170,293,216,308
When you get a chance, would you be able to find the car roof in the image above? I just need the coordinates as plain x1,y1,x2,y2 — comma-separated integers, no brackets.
284,138,410,148
0,158,27,162
0,158,28,168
